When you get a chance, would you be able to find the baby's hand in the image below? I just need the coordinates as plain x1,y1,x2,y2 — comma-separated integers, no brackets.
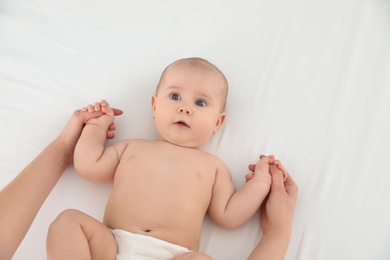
81,100,117,135
270,157,288,181
81,100,111,114
246,155,288,183
245,155,272,186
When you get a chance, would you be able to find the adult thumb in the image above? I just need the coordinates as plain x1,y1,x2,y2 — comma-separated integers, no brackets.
270,165,286,193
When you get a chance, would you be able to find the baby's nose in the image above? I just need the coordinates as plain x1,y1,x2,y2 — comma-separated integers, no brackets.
178,106,192,115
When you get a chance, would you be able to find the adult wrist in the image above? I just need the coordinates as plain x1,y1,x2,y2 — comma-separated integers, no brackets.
262,227,291,242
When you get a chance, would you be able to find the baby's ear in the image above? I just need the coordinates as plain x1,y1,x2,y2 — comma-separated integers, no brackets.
213,112,226,134
151,95,157,118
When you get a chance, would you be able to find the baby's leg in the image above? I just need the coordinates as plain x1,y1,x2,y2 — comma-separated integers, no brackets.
47,209,116,260
173,251,214,260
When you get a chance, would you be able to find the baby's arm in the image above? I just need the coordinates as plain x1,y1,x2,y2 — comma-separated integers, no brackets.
74,101,127,182
208,156,273,229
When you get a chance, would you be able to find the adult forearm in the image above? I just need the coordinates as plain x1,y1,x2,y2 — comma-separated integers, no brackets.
0,138,71,259
248,230,290,260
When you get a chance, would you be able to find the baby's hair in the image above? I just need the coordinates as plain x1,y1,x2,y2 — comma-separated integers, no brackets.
156,57,228,111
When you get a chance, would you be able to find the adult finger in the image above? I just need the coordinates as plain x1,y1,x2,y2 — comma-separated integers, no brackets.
107,130,115,139
283,173,298,197
108,123,116,130
270,165,286,194
112,108,123,116
245,173,254,182
87,104,94,113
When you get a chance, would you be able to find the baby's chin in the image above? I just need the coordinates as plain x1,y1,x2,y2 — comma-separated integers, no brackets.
167,140,201,149
159,136,204,149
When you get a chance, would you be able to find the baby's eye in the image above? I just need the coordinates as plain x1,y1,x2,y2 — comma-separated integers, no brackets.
169,93,181,101
195,99,207,107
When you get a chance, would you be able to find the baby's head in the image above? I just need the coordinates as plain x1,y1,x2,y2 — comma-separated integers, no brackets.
152,57,228,148
155,58,228,111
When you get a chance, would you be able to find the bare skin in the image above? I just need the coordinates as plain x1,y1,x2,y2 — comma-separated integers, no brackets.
0,97,296,260
47,102,276,259
47,59,286,259
248,164,298,260
0,107,122,260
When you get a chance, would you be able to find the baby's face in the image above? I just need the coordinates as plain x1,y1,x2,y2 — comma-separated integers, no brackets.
152,64,226,148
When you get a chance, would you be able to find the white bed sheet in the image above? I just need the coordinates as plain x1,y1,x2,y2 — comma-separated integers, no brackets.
1,0,390,259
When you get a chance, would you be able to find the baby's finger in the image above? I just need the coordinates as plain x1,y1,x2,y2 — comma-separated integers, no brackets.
260,154,275,164
94,102,101,111
100,100,108,106
87,104,95,113
260,154,275,159
101,101,113,114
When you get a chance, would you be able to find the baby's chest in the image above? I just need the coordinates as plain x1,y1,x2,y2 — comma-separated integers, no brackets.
117,153,215,185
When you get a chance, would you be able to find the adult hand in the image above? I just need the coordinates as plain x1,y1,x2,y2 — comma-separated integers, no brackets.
59,101,123,150
261,165,298,236
0,101,123,259
247,161,298,260
58,100,123,165
246,155,287,182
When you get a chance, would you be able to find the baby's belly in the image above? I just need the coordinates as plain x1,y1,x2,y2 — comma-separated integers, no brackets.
103,186,209,250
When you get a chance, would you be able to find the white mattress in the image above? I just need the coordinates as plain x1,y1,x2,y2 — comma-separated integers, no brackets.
1,1,390,259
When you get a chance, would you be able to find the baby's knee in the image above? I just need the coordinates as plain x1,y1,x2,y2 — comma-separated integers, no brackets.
174,252,214,260
48,209,83,233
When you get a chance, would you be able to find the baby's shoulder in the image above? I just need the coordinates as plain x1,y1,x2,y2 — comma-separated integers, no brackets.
197,151,227,168
111,138,149,154
118,138,153,144
126,138,151,145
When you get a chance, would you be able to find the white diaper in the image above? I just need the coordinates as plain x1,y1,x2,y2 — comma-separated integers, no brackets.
111,229,192,260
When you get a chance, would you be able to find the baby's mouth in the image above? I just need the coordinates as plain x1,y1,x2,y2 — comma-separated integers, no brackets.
175,121,189,127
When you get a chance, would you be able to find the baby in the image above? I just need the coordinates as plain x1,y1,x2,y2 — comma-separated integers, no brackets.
46,57,287,259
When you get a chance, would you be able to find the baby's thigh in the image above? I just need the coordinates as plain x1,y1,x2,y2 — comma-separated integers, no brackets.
50,209,117,259
173,252,214,260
